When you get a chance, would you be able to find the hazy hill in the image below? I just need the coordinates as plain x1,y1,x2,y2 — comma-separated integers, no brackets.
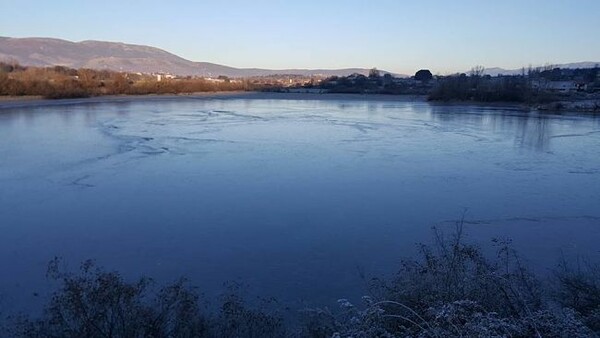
0,36,398,77
478,62,599,76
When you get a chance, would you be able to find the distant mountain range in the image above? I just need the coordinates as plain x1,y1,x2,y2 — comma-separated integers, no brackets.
0,37,399,78
477,62,599,76
1,37,597,78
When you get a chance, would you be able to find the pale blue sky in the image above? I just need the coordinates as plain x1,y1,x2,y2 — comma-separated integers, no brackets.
1,0,598,74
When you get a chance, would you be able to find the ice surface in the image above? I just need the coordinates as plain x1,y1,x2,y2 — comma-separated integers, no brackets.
0,96,599,313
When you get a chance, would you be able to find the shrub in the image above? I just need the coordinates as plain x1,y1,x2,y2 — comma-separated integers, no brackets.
4,221,599,337
553,257,600,332
7,259,285,338
214,284,286,338
300,219,597,337
8,259,206,337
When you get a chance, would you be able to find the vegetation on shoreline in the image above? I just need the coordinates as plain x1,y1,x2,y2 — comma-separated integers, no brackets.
0,62,253,99
314,68,432,95
311,66,600,110
2,61,600,111
3,221,599,337
429,66,600,108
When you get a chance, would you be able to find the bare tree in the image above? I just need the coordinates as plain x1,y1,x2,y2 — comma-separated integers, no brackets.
368,68,381,78
469,65,485,77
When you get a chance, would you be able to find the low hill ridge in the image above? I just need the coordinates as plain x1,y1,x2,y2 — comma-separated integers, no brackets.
0,37,399,77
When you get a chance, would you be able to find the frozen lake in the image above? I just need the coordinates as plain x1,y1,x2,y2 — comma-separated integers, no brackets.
1,93,599,312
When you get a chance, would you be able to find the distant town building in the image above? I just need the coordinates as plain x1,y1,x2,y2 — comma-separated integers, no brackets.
532,79,578,92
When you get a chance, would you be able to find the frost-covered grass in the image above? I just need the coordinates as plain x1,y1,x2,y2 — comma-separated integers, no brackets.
3,221,599,337
302,220,599,337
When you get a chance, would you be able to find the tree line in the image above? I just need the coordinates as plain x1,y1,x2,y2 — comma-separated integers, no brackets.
0,62,253,99
429,65,600,103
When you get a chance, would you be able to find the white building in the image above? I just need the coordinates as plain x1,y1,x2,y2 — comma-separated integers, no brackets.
531,80,577,92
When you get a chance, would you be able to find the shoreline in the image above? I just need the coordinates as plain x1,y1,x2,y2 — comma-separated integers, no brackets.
0,92,426,110
0,91,250,109
427,98,599,113
0,91,597,114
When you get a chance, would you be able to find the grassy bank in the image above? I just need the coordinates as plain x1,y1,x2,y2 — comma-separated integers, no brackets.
2,220,599,337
